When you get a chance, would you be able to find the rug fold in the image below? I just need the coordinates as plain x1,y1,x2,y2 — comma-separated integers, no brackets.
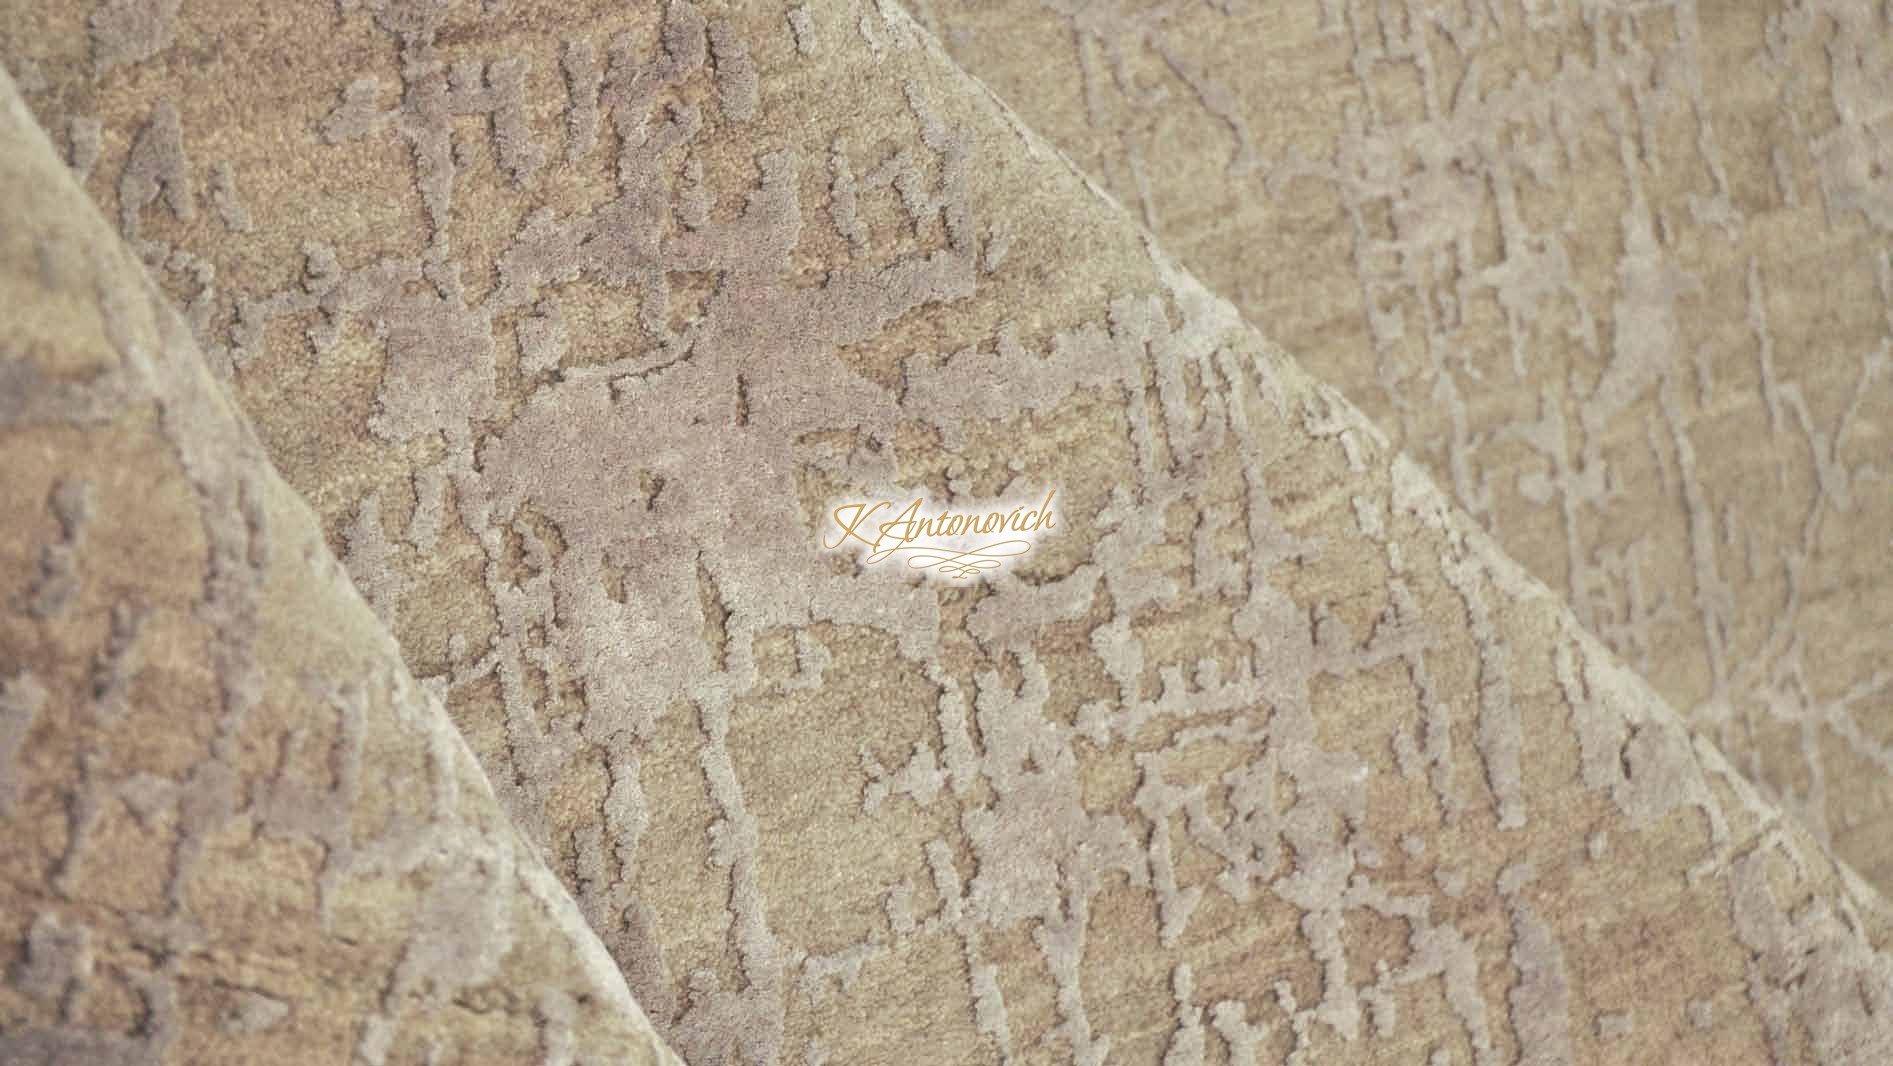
0,65,684,1066
1,1,1890,1064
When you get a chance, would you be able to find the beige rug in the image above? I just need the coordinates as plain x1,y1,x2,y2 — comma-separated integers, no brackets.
919,0,1893,893
1,1,1889,1064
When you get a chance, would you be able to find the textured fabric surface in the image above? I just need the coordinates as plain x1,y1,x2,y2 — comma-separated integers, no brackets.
0,70,679,1066
1,1,1890,1064
918,0,1893,889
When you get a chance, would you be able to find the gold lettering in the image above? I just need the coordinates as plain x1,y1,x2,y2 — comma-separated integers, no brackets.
826,501,888,550
829,490,1058,578
871,499,926,560
1028,488,1057,531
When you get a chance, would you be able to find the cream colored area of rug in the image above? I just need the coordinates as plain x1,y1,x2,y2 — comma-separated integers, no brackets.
1,2,1890,1065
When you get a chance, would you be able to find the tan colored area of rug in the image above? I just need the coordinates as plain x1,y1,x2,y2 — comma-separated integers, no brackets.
1,2,1890,1065
916,0,1893,888
0,70,681,1066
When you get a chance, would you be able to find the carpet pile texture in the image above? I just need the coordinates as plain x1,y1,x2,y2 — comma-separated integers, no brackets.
1,2,1889,1064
